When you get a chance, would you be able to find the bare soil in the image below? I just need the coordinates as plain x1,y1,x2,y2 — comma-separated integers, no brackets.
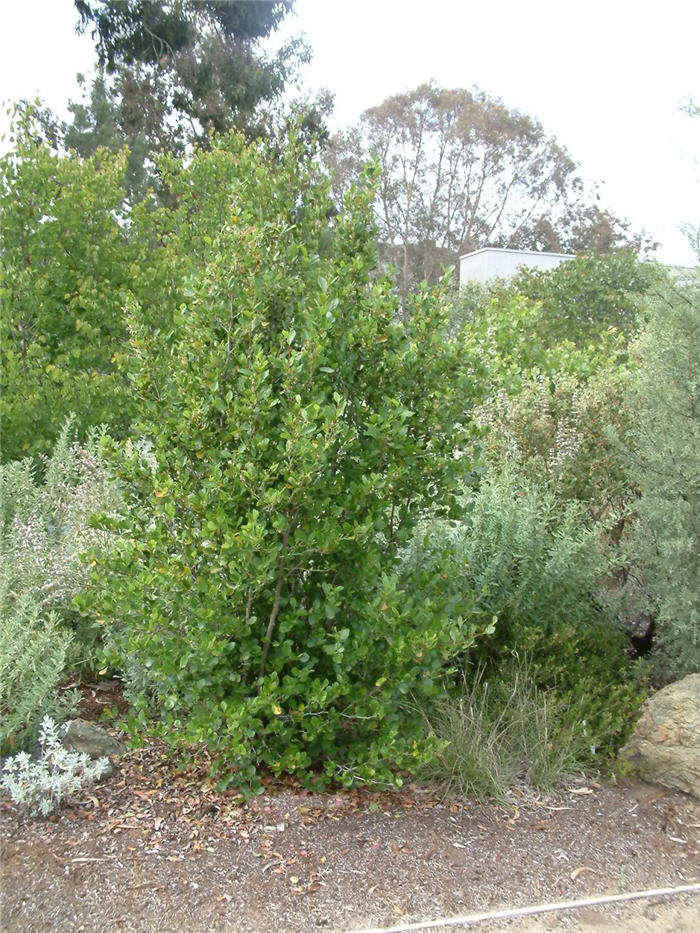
1,685,698,932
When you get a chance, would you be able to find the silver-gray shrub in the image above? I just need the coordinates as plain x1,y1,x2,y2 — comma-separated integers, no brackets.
626,262,700,679
0,418,120,751
0,584,77,752
400,466,646,761
1,715,109,817
1,416,120,609
401,466,612,638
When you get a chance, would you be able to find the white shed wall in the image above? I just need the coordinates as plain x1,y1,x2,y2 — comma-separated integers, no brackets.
459,248,574,285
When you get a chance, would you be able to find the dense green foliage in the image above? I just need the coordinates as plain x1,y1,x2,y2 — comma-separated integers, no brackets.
508,250,648,346
422,259,653,775
4,94,689,802
626,265,700,679
0,108,261,461
0,121,138,461
453,258,641,403
83,133,487,792
454,254,645,520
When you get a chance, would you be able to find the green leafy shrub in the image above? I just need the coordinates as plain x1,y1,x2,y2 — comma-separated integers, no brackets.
90,132,485,792
401,468,647,760
458,290,618,401
449,255,647,443
1,715,109,816
420,658,591,800
0,112,141,461
508,250,648,347
453,255,644,403
626,263,700,679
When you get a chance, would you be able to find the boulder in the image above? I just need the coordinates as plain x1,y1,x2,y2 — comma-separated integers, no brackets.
620,673,700,798
60,719,125,760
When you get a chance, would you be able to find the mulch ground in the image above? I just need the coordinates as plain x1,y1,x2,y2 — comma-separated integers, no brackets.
1,683,699,932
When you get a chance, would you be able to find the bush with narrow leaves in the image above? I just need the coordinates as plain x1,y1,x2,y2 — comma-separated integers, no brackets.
0,587,77,754
626,262,700,679
0,419,120,752
1,416,120,612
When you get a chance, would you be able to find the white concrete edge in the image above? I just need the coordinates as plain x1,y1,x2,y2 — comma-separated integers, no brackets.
348,881,700,933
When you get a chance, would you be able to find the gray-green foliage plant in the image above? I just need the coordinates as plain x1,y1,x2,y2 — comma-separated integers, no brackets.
402,467,611,641
627,263,700,679
1,715,109,816
89,131,486,793
475,366,635,517
1,416,120,612
0,419,119,751
401,467,647,760
0,588,77,754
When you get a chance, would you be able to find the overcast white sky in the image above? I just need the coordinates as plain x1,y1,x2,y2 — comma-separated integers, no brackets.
1,0,698,264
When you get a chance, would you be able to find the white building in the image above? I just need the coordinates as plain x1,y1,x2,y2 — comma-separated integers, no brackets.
459,247,574,285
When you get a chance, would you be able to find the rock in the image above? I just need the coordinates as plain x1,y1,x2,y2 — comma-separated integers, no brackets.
60,719,125,760
620,673,700,798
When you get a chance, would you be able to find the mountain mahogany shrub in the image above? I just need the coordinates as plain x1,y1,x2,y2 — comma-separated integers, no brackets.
91,134,485,792
627,264,700,679
401,468,647,759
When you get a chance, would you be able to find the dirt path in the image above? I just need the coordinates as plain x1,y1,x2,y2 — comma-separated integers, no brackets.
1,740,698,932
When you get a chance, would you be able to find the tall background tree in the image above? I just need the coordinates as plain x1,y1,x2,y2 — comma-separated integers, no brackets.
59,1,325,199
74,0,301,138
326,83,651,296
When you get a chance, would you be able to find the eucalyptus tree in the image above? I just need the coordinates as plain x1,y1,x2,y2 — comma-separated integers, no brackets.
327,83,646,296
